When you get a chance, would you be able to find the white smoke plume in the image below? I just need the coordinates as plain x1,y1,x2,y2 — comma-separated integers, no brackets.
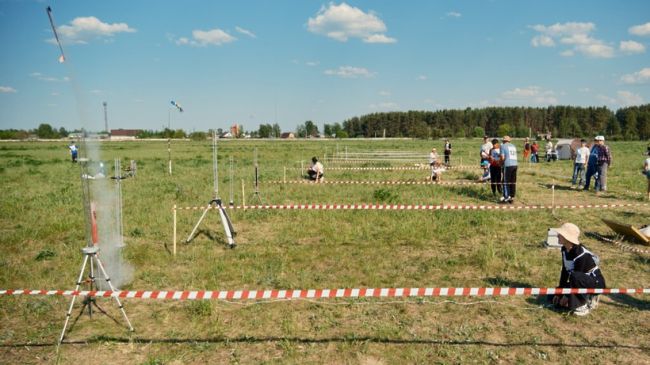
84,141,133,290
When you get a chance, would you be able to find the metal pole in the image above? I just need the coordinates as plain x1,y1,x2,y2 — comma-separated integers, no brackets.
213,131,218,198
173,205,177,256
229,156,234,206
59,254,90,344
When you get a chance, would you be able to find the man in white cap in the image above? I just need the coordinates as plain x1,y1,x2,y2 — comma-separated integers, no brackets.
499,135,517,203
551,223,606,316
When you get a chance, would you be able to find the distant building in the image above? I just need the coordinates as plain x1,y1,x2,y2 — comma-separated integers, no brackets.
280,132,295,139
110,129,141,141
220,132,233,138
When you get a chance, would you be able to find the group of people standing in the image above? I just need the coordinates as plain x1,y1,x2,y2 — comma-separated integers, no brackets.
481,135,518,203
570,136,612,194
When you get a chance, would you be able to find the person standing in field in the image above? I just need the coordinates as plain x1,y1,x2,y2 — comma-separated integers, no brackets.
530,141,539,163
480,136,492,165
68,142,78,163
444,139,452,166
583,136,600,191
545,138,556,162
523,137,531,162
643,149,650,200
594,136,612,194
571,139,589,189
488,138,502,197
499,135,518,203
429,147,439,166
550,223,605,316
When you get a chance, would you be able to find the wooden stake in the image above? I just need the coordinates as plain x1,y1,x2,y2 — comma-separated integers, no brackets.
241,179,245,208
173,204,177,256
283,166,287,183
552,179,556,214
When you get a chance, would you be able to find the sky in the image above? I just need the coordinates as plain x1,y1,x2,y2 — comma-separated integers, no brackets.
0,0,649,133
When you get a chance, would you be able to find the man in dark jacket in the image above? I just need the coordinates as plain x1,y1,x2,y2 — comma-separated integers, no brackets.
551,223,606,316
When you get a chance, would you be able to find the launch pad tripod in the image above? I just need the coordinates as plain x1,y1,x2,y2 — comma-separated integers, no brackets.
58,246,133,346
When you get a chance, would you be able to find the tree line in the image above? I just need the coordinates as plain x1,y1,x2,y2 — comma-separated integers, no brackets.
3,104,648,140
339,104,650,140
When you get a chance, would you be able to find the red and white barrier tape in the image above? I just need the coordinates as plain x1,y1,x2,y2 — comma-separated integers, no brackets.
174,202,648,211
264,180,518,186
288,166,480,171
1,288,647,301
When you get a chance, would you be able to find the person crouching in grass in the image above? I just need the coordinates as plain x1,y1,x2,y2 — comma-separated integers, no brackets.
307,157,324,183
550,223,606,316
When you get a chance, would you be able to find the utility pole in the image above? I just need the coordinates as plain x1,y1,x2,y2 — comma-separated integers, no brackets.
103,102,108,133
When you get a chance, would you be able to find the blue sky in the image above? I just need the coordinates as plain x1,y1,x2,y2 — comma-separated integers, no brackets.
0,0,649,132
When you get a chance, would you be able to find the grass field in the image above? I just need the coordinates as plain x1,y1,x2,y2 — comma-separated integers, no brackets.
1,138,649,364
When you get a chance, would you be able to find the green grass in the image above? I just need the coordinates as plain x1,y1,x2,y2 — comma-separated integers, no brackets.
0,138,649,364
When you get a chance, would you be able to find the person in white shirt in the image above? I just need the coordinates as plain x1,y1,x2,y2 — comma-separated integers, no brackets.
68,142,78,163
307,157,324,183
545,139,556,162
429,148,439,166
480,136,492,164
571,139,590,189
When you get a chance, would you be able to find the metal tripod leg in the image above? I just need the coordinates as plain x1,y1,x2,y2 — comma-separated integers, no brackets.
185,203,212,243
217,204,236,248
94,255,134,331
58,254,90,345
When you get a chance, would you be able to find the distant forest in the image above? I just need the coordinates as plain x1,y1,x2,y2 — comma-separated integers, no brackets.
2,104,649,141
337,104,650,140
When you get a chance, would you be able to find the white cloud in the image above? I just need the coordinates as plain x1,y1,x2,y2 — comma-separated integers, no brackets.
0,86,17,93
576,43,614,58
578,87,591,93
617,90,644,106
378,90,391,96
531,35,555,47
363,34,397,44
29,72,68,82
51,92,60,96
629,22,650,36
89,89,102,94
307,2,396,44
369,102,399,110
619,40,645,54
500,86,558,105
176,28,236,46
597,90,644,106
306,61,320,66
445,11,462,18
528,21,615,58
51,16,135,45
324,66,375,78
235,26,256,38
530,22,596,37
620,67,650,84
416,75,428,81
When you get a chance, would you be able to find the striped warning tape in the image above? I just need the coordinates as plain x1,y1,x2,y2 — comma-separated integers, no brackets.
287,166,480,171
263,180,519,186
174,203,649,211
1,288,648,301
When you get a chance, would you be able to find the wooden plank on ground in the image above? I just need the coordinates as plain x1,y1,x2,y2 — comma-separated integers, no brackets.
602,219,650,245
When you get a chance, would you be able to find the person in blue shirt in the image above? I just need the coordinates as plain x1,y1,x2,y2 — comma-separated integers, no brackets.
583,137,600,191
499,135,518,203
